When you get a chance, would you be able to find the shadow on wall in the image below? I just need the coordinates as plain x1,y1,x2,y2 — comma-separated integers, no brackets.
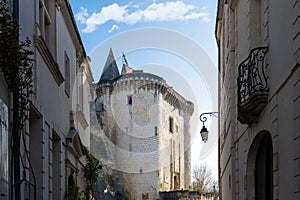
93,166,130,200
159,190,218,200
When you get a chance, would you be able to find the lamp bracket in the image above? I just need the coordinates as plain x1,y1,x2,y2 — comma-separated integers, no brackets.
199,112,218,125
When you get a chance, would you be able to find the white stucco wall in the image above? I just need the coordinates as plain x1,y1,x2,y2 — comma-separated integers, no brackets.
13,0,93,199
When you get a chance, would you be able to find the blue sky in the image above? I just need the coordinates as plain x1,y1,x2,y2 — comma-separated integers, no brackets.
69,0,218,63
69,0,219,180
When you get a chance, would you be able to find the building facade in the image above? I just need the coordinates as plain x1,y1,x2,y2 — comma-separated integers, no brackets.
0,0,93,199
93,49,194,199
216,0,300,199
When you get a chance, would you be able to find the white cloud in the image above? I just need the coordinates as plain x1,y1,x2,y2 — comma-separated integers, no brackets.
202,16,211,23
75,7,89,24
82,3,128,33
132,4,140,9
75,1,211,33
128,1,140,9
184,12,210,20
108,24,119,33
125,10,143,24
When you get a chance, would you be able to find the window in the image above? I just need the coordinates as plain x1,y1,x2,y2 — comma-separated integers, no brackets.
39,0,56,54
174,174,179,190
169,117,174,133
52,131,61,199
64,52,70,97
139,169,143,174
0,99,9,198
101,104,105,112
129,144,132,152
164,176,169,183
142,193,149,200
29,109,42,199
178,110,183,116
154,126,158,136
68,168,75,186
127,95,132,105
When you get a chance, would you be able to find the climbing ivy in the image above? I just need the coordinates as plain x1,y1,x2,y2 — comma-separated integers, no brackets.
0,2,34,199
65,146,103,200
82,146,103,200
0,2,34,93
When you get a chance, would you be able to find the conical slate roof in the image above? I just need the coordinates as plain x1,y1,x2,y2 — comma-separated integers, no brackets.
98,48,120,84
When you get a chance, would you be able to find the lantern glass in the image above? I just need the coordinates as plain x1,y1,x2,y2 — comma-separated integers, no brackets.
200,126,208,142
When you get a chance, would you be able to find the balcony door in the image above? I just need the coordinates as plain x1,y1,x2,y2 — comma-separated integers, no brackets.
247,132,273,200
254,134,273,200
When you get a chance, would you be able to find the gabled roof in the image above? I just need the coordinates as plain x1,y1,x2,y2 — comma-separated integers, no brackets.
98,48,120,84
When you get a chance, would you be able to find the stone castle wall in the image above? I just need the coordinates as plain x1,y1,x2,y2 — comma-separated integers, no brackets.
93,74,193,199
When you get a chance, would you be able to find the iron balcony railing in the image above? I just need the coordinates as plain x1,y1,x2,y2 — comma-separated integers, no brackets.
237,47,269,106
237,47,269,124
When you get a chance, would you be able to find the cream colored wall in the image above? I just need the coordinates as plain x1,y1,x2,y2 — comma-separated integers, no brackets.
76,68,92,147
217,0,300,200
158,96,185,191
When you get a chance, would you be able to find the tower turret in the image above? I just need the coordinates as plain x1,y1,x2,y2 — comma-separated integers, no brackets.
98,48,120,84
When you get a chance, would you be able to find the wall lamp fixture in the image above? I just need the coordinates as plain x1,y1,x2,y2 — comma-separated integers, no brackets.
199,112,218,142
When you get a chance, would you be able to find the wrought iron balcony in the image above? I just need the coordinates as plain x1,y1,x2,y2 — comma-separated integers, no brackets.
237,47,269,124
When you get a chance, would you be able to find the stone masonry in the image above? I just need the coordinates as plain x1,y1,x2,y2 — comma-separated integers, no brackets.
91,49,194,199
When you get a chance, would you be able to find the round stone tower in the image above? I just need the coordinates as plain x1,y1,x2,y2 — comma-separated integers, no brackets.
94,49,194,199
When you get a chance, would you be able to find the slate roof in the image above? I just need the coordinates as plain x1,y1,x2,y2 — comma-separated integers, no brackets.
98,48,120,84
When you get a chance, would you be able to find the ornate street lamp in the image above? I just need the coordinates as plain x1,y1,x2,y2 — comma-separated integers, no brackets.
199,112,218,142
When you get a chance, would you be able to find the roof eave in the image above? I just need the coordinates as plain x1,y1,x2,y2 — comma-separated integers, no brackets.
61,0,87,57
215,0,224,46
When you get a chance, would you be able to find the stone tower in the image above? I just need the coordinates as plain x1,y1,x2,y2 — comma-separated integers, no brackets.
93,49,194,199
